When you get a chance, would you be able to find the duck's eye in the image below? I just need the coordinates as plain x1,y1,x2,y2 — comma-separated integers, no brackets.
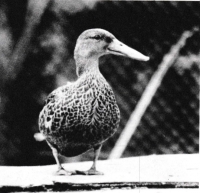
90,35,102,40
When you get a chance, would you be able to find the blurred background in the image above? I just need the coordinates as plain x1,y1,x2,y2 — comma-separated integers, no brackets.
0,0,199,166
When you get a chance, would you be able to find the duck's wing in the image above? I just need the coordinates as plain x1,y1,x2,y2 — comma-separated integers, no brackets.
45,90,58,104
39,84,70,135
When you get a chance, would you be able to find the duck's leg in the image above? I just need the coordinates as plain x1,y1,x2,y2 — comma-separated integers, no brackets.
48,142,74,175
76,144,103,175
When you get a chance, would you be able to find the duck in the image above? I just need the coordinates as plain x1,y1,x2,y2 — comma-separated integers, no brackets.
38,28,149,175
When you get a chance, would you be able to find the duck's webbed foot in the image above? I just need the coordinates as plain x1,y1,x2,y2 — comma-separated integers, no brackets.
75,168,103,175
55,166,76,176
48,142,76,176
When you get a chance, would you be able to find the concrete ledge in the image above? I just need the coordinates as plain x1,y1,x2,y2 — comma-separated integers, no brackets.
0,154,199,192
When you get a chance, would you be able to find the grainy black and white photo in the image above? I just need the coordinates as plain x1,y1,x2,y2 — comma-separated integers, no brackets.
0,0,199,192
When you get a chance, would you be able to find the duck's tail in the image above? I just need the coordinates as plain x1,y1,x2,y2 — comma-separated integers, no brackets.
34,132,46,141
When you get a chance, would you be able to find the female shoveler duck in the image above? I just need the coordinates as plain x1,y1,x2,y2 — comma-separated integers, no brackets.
39,29,149,175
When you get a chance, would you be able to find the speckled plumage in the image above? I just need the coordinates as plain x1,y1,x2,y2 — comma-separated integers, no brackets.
38,28,149,175
39,71,120,157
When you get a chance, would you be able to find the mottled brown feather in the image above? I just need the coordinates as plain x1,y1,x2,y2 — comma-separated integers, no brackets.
39,72,120,157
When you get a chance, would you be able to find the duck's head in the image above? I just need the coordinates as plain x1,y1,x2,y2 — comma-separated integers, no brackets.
74,29,149,75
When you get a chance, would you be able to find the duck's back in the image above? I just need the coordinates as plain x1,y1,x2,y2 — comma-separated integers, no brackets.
39,74,120,157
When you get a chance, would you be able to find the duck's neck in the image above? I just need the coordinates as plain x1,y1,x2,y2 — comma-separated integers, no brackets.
75,56,100,77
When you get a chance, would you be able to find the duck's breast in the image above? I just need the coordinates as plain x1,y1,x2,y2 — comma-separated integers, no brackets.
39,76,120,156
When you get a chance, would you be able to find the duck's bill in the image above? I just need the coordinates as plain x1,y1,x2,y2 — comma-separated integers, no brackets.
107,39,149,62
